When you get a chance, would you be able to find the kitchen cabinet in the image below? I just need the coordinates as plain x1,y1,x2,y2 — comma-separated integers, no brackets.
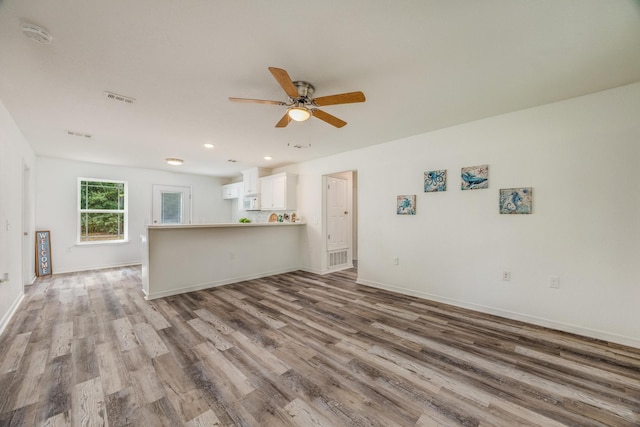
241,167,271,195
260,172,297,210
222,183,240,199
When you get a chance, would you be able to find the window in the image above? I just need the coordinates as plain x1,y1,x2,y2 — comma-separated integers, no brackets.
78,178,128,243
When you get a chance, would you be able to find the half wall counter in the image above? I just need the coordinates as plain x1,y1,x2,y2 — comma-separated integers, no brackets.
141,222,305,300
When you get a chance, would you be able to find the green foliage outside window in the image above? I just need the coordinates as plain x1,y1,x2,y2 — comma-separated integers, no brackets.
79,180,127,242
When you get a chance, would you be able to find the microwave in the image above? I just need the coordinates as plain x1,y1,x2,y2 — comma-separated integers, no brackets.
243,195,261,210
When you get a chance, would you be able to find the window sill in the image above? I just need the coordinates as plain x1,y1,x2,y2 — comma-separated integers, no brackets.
76,240,130,247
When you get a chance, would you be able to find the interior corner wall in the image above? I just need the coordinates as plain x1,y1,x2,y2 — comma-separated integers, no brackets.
0,99,36,335
282,83,640,348
35,157,231,274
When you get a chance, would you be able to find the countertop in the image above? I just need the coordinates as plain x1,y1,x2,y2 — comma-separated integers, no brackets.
146,222,305,230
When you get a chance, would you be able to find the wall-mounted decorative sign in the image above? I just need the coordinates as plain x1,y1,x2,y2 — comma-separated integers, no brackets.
499,187,533,214
461,164,489,190
424,170,447,192
35,230,52,276
397,195,416,215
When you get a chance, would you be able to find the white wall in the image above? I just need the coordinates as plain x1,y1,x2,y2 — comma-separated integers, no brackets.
281,83,640,348
36,157,230,273
0,100,36,334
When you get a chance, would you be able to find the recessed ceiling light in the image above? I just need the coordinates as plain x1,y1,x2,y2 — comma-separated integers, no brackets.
166,158,183,166
204,143,214,149
264,156,272,160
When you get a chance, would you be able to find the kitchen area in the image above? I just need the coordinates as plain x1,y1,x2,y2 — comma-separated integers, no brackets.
142,167,305,300
223,167,299,225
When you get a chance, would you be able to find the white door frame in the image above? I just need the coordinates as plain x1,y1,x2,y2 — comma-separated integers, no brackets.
22,162,33,286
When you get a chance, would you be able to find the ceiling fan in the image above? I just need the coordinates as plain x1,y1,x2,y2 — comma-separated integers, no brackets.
229,67,365,128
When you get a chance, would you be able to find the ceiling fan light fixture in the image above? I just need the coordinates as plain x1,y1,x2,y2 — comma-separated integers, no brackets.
166,158,183,166
288,107,311,122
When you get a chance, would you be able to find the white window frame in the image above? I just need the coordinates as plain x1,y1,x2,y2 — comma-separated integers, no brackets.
77,177,129,245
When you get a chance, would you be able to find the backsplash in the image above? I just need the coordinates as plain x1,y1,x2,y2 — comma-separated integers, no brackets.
239,210,298,224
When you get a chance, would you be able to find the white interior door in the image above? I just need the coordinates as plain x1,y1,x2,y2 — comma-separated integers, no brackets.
327,177,348,251
152,185,191,224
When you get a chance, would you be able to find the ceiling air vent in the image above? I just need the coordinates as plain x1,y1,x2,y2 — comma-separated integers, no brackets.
21,23,53,44
288,143,311,149
104,91,135,104
66,130,92,138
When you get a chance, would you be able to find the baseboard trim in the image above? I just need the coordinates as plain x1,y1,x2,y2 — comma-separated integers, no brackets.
52,262,142,275
299,263,354,276
0,292,25,337
145,267,302,300
356,278,640,350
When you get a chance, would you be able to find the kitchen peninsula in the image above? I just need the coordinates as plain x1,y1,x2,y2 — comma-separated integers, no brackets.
141,222,305,300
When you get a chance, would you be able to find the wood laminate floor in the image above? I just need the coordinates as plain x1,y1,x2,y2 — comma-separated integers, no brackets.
0,266,639,426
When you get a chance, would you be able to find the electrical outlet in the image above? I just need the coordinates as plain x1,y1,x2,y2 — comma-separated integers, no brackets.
502,271,511,281
549,276,560,289
393,257,399,265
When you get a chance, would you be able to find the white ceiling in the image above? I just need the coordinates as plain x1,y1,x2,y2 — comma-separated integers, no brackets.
1,1,639,178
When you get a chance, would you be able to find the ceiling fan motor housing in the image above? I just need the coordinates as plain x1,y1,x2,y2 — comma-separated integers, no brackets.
293,81,314,100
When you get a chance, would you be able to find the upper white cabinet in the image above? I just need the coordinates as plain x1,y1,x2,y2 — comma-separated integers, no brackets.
241,167,271,195
221,182,240,199
260,172,297,210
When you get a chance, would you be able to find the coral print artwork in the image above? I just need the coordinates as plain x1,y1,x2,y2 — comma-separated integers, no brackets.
424,170,446,192
461,164,489,190
499,187,533,214
397,195,416,215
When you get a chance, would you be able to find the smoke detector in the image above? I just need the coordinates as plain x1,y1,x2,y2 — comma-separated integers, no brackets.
21,23,53,44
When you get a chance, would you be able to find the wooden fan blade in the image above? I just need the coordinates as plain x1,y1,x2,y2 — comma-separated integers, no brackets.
313,91,366,106
312,109,347,128
268,67,299,98
229,97,286,106
275,113,291,128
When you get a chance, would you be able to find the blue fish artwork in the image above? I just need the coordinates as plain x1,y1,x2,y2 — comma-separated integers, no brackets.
499,187,532,214
397,195,416,215
461,165,489,190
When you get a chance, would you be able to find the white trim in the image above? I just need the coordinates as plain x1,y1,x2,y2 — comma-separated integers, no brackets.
75,240,130,247
53,262,141,276
0,292,25,337
299,264,354,275
145,267,300,300
356,277,640,350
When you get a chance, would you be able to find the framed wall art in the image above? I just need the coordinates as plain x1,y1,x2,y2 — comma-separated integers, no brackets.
397,195,416,215
461,164,489,190
499,187,533,214
424,170,446,192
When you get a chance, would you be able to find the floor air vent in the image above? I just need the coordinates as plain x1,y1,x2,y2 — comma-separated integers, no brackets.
328,250,349,268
